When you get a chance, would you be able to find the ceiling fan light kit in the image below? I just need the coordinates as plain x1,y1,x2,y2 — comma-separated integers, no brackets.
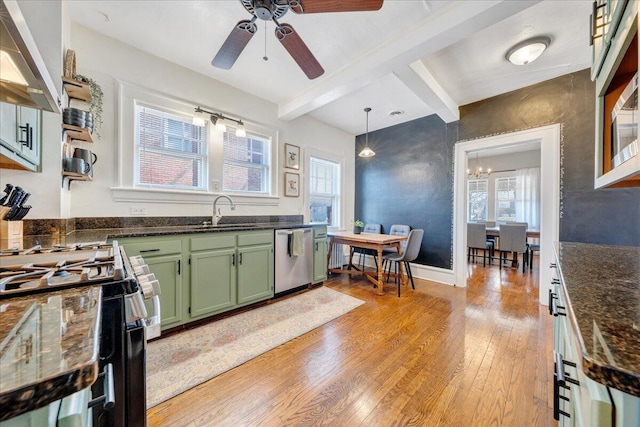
506,36,551,65
212,0,384,79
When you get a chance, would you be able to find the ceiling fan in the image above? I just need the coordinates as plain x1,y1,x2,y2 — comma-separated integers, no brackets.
211,0,384,80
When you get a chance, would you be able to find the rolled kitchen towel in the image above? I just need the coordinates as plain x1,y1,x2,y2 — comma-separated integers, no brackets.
292,229,304,257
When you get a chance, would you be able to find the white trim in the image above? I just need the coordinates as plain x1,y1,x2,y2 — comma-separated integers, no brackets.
304,147,345,228
111,187,279,206
453,124,560,305
360,258,455,286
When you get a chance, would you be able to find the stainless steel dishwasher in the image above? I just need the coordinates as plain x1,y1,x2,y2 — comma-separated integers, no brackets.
275,228,313,294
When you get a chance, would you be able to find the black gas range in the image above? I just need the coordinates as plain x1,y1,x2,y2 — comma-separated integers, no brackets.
0,241,148,426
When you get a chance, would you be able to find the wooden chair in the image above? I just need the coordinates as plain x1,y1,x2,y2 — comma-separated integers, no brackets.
467,223,493,266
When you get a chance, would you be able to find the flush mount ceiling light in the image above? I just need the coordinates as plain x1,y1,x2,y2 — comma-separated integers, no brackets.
193,106,246,137
506,36,551,65
358,107,375,158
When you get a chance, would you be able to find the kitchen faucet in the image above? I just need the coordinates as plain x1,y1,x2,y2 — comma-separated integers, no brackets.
212,194,236,226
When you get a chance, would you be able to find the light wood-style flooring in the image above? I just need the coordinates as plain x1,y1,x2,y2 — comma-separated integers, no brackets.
147,260,553,426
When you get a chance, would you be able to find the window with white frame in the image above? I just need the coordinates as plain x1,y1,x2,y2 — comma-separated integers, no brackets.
223,126,271,193
467,179,488,221
496,177,517,222
135,103,207,190
309,157,340,226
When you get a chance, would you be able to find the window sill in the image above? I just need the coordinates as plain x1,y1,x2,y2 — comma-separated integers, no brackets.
111,187,279,206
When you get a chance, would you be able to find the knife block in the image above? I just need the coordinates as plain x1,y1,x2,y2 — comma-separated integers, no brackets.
0,219,23,249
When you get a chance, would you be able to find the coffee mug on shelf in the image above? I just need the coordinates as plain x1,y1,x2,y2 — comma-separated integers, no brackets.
63,157,90,175
72,148,97,177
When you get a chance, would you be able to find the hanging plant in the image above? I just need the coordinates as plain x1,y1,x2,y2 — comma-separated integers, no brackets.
73,73,103,139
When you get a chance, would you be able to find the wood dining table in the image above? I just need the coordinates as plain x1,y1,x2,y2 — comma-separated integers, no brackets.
326,231,408,295
485,227,540,239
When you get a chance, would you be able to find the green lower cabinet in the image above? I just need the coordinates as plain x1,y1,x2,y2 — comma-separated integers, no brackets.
313,225,328,283
190,248,236,317
237,243,273,305
144,254,183,328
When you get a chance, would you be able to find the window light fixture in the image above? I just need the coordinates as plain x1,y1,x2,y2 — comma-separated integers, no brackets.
506,36,551,65
193,106,247,137
358,107,375,158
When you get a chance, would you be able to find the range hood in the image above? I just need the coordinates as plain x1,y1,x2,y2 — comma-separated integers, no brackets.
0,0,61,112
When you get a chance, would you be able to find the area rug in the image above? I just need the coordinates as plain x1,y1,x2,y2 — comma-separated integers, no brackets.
146,286,364,408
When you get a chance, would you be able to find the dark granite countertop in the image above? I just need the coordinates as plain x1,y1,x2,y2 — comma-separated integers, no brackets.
0,286,102,421
556,242,640,397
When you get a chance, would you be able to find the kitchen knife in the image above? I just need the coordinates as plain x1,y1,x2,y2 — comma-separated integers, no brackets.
0,184,13,205
4,188,25,221
4,186,23,207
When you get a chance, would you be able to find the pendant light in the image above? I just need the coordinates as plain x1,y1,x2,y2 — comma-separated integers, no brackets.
358,107,375,158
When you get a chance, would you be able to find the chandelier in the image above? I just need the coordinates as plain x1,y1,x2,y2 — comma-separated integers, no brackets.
467,152,491,179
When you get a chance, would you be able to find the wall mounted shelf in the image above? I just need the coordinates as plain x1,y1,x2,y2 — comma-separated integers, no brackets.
62,124,93,143
61,170,92,190
61,77,91,103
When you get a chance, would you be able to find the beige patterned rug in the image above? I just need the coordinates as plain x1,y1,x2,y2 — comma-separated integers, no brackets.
146,286,364,408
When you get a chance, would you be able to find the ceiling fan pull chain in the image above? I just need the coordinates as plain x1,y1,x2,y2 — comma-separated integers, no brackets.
263,21,268,61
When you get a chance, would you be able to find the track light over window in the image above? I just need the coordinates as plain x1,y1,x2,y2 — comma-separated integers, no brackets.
193,106,247,137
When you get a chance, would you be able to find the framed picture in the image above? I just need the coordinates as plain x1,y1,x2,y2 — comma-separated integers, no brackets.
284,172,300,197
284,143,300,170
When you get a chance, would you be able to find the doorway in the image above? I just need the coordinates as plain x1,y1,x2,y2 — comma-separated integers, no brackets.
453,124,560,305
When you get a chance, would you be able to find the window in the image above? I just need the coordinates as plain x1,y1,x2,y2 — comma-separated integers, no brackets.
222,127,271,193
309,157,340,226
467,179,488,221
135,104,207,190
496,177,517,222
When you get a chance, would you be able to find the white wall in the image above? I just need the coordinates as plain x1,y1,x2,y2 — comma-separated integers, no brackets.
5,20,355,225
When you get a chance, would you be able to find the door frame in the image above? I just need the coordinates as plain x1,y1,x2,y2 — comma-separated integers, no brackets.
453,124,560,305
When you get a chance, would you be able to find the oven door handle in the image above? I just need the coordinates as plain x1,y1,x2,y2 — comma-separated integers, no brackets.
89,363,116,410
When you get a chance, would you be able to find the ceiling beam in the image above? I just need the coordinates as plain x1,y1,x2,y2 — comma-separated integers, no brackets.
394,60,459,123
278,0,540,121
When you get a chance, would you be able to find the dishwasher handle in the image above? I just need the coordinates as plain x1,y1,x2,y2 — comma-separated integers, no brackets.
276,229,312,235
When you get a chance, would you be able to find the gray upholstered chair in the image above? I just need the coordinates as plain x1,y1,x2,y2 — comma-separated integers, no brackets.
352,223,381,270
477,220,498,249
382,229,424,297
467,223,493,266
498,224,528,272
382,224,411,272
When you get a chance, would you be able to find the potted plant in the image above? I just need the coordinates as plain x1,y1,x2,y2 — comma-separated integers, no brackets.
352,220,364,234
74,73,103,139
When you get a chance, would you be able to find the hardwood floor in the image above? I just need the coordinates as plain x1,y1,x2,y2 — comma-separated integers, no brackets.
147,260,554,426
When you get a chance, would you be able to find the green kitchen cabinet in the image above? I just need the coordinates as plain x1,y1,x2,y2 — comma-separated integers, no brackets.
118,238,184,329
312,225,328,283
236,231,274,305
0,102,42,172
190,248,236,317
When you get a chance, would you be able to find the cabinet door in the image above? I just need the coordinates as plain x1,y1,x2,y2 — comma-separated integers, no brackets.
190,248,236,317
313,238,328,283
0,102,18,151
17,106,40,165
237,244,273,305
145,254,183,328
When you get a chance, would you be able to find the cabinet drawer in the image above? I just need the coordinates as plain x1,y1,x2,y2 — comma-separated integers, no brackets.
237,231,273,247
190,234,236,251
121,239,182,256
313,226,327,238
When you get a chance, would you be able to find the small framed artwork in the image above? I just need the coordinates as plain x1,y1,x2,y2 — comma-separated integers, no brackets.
284,172,300,197
284,143,300,170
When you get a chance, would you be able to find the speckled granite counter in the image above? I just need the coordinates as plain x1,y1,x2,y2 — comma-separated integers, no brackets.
0,286,102,421
556,242,640,397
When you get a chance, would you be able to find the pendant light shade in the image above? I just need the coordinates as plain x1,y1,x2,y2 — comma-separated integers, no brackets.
358,107,375,158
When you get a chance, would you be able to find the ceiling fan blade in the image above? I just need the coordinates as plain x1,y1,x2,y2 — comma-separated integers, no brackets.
290,0,383,14
276,23,324,80
211,20,257,69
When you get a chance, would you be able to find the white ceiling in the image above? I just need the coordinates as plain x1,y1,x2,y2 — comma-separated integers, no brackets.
67,0,592,136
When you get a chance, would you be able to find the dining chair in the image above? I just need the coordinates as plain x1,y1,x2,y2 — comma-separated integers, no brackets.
352,223,381,270
476,220,497,249
467,223,493,266
498,224,528,272
528,241,540,269
382,224,411,272
382,229,424,297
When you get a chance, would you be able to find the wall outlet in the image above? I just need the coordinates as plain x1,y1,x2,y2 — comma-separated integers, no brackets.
130,207,146,216
212,180,220,191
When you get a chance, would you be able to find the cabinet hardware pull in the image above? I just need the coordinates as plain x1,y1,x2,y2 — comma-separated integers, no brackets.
315,242,318,251
548,289,557,316
18,124,33,149
550,262,557,269
239,252,243,265
140,248,160,254
232,253,236,266
553,352,573,421
178,260,181,275
552,299,566,317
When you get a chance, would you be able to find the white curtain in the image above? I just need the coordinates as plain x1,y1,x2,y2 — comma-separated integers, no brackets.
516,167,540,230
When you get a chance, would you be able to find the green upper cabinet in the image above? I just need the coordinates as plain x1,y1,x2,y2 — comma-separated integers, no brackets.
312,225,328,283
0,102,42,172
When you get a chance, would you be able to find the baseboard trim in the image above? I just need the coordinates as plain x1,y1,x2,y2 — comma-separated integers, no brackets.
361,258,457,287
